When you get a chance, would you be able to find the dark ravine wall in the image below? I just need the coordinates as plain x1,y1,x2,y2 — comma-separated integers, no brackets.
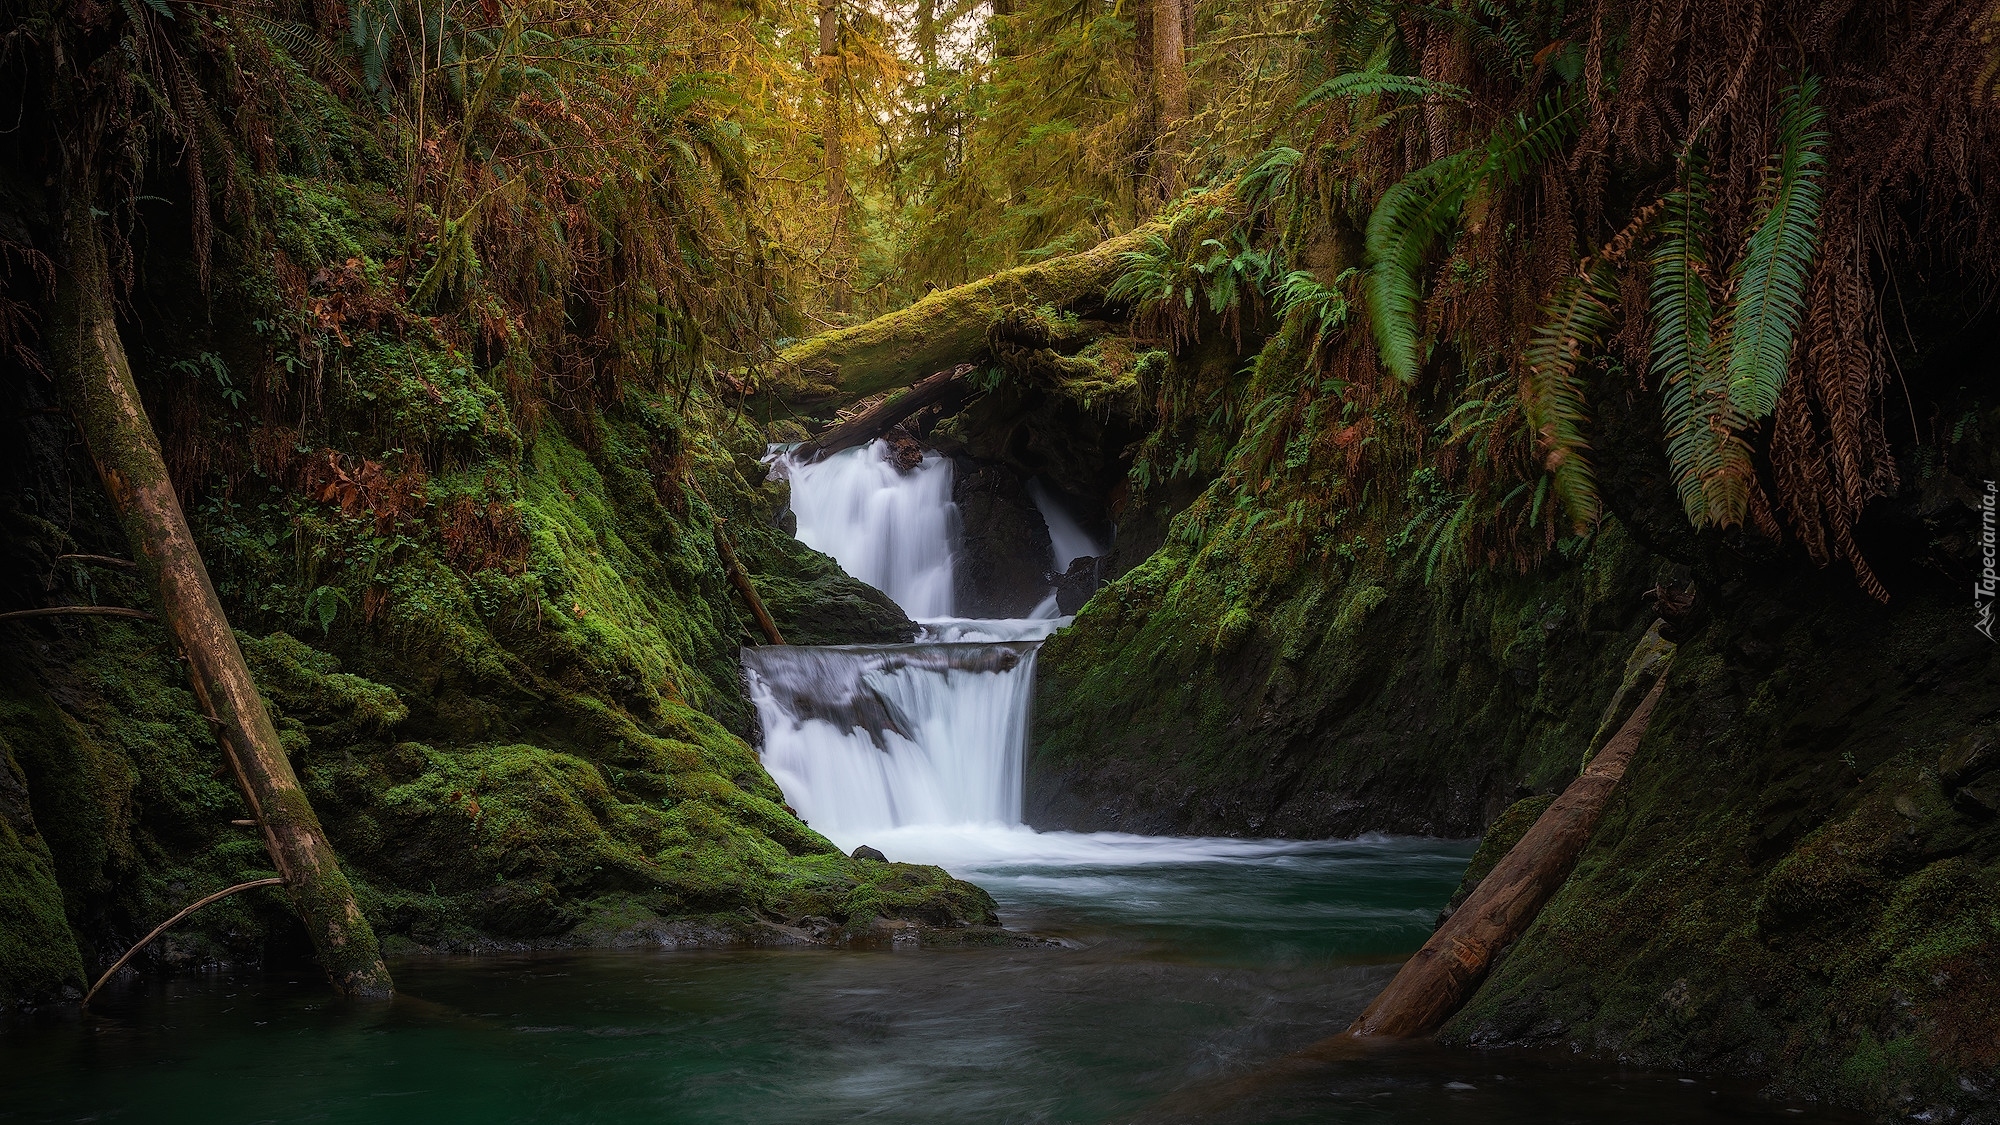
0,226,988,1009
1017,338,2000,1117
1445,582,2000,1121
1029,524,1657,837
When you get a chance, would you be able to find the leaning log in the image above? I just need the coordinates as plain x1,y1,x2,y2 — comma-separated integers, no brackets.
50,182,393,998
1343,656,1673,1038
793,364,974,463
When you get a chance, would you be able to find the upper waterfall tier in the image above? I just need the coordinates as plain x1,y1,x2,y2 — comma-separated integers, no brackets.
774,442,957,619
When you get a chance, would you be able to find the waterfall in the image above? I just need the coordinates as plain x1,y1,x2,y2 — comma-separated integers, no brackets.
744,640,1040,846
778,442,957,619
753,439,1062,855
1026,479,1105,573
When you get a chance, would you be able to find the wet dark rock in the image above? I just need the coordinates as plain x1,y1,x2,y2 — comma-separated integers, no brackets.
951,457,1054,618
882,425,927,472
1940,728,1998,793
851,845,887,862
1054,555,1103,614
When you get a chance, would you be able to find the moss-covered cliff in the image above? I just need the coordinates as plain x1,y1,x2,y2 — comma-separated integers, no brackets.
0,141,986,1008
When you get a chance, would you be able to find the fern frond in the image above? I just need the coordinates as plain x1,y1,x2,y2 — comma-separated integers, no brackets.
1722,77,1827,421
1297,69,1469,110
1651,176,1753,526
1522,260,1619,530
1364,91,1579,383
1364,151,1478,381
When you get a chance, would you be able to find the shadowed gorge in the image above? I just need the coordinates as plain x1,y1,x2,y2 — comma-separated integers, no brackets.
1,0,1997,1120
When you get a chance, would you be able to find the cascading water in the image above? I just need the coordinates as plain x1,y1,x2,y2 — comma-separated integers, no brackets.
745,641,1039,844
751,440,1062,855
751,439,1305,870
782,441,957,619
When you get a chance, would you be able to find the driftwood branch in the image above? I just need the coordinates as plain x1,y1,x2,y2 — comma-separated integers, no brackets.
0,606,157,624
794,363,974,464
714,519,785,645
81,877,285,1007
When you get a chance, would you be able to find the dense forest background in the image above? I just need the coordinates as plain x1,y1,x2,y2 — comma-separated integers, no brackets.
1,0,1998,1118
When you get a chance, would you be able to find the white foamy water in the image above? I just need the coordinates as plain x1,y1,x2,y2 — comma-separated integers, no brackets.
744,641,1039,849
775,442,957,618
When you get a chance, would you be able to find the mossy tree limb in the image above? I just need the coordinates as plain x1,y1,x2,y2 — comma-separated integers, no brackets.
48,180,393,998
794,363,973,462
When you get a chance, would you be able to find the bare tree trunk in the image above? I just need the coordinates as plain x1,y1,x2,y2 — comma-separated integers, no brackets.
1147,0,1188,200
49,180,393,999
818,0,849,313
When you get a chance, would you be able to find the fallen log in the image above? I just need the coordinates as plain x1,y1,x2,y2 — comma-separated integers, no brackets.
50,178,393,998
1343,634,1674,1038
793,364,974,464
771,218,1175,402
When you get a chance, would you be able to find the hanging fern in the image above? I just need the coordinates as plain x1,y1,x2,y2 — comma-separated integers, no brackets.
1651,172,1755,527
1364,150,1479,381
1521,259,1619,530
1723,78,1828,421
1366,92,1581,382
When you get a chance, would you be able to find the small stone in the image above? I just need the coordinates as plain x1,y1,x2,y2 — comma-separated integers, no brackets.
851,844,888,862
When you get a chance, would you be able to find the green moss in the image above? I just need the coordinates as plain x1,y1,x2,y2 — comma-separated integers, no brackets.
1439,794,1555,920
1441,599,2000,1119
0,734,84,1005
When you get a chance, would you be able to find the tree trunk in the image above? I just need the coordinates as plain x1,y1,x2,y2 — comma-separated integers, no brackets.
794,364,973,463
818,0,849,312
49,182,393,998
1343,661,1673,1038
1147,0,1188,199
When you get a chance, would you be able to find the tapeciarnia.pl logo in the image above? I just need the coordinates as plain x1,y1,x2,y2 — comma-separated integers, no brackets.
1979,480,1998,641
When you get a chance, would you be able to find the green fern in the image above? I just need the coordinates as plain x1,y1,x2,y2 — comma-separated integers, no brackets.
1521,260,1619,530
1297,69,1469,110
1650,173,1755,526
1364,150,1479,381
1723,78,1827,420
1365,91,1581,382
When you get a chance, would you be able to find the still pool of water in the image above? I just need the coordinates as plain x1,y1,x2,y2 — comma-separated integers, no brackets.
0,834,1858,1124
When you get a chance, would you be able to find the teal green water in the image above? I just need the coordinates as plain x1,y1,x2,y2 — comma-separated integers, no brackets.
0,835,1856,1124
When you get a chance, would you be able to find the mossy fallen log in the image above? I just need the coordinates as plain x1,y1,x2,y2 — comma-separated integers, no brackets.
50,182,393,999
770,222,1166,402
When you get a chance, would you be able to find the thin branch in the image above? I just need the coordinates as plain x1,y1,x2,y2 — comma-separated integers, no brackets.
82,878,286,1008
55,553,138,571
0,606,157,623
